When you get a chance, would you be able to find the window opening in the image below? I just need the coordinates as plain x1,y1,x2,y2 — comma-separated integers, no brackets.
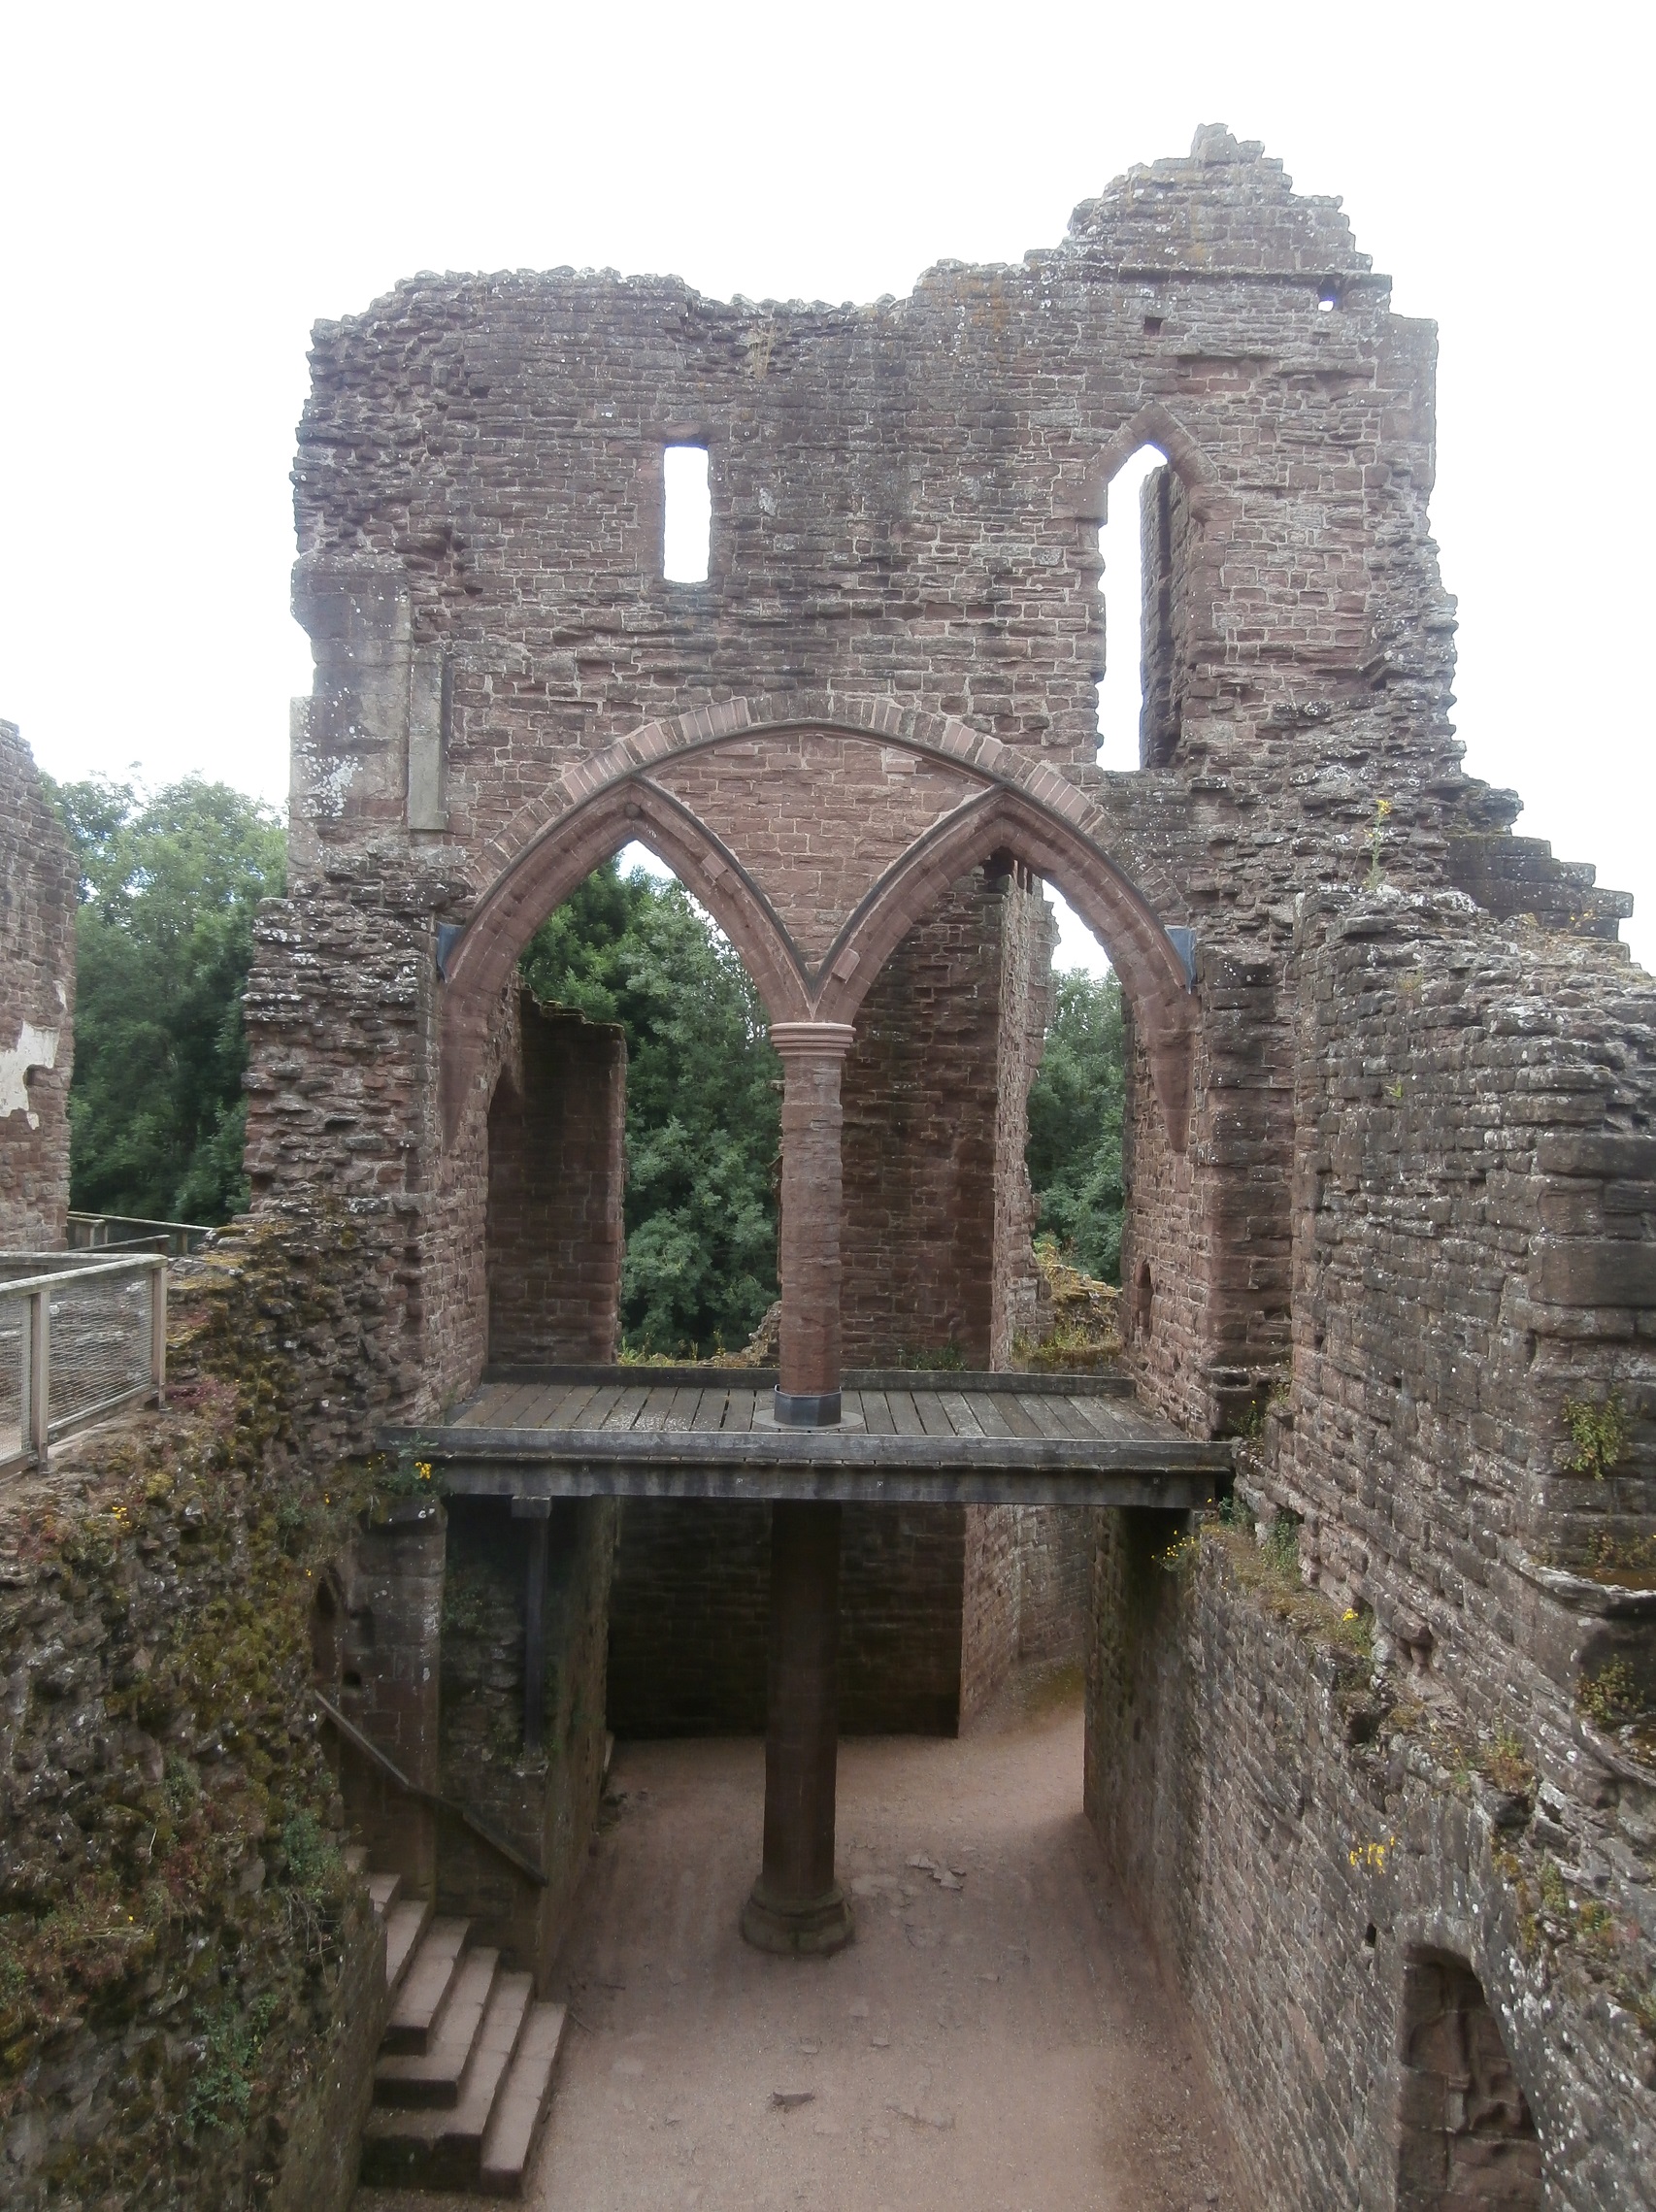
1396,1952,1541,2210
505,851,778,1364
1095,443,1167,771
663,444,711,582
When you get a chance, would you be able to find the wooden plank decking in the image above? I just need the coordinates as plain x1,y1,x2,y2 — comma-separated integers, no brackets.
384,1368,1230,1510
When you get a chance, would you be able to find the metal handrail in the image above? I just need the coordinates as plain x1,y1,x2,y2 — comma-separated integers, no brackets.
313,1691,548,1887
67,1210,214,1256
0,1255,167,1475
0,1254,169,1297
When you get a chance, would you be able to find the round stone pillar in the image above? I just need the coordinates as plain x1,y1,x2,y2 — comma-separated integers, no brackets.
769,1022,855,1430
741,1499,853,1956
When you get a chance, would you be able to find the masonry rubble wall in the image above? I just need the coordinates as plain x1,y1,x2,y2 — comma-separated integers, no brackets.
606,1502,966,1737
0,721,75,1251
609,1496,1091,1738
486,991,626,1366
1085,1514,1653,2212
436,1496,615,1983
0,1214,411,2211
0,1200,626,2202
841,867,1052,1369
335,1502,445,1898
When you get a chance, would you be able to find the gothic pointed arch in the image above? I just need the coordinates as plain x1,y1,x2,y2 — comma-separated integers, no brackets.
439,775,810,1139
816,785,1196,1146
437,694,1198,1150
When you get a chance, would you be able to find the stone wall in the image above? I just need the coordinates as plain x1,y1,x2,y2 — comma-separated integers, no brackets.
1270,893,1656,1783
0,1215,408,2212
485,991,625,1366
0,720,75,1251
841,867,1052,1368
436,1496,615,1982
611,1496,1091,1737
606,1501,966,1737
1014,1505,1093,1663
960,1503,1092,1718
1085,1515,1653,2212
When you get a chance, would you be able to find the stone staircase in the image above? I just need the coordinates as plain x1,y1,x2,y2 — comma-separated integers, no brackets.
347,1850,566,2195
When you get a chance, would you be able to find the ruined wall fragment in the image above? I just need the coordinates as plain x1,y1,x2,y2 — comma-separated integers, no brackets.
0,721,75,1250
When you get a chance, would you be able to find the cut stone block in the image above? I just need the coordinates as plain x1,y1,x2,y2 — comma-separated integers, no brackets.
383,1896,432,2002
480,1999,567,2195
361,1971,535,2192
384,1917,469,2054
376,1947,502,2108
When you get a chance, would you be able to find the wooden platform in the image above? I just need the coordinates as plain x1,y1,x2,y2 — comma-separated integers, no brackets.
383,1368,1230,1509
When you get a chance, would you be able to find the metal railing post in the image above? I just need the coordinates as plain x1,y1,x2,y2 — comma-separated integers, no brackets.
149,1261,168,1407
28,1291,49,1469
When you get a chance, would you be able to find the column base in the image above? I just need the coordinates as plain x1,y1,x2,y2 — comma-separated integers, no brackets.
741,1878,854,1958
774,1388,842,1429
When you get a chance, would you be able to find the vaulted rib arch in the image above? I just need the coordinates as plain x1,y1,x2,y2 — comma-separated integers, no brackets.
439,777,809,1140
816,787,1196,1148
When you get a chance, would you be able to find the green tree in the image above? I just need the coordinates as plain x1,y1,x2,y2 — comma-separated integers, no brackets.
43,776,286,1225
1025,969,1126,1282
520,860,781,1355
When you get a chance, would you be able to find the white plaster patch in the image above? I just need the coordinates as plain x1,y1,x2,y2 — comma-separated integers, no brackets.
0,1021,60,1128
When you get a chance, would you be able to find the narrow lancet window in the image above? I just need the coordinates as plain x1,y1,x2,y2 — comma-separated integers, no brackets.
1095,444,1166,770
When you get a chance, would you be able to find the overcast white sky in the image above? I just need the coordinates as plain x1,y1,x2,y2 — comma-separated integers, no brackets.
3,2,1650,973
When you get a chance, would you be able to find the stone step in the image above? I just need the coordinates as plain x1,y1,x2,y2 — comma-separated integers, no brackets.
368,1869,403,1918
383,1897,433,2003
480,2000,567,2195
375,1947,502,2109
384,1917,470,2054
360,1971,536,2193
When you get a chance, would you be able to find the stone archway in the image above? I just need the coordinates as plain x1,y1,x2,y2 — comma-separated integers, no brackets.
437,696,1197,1154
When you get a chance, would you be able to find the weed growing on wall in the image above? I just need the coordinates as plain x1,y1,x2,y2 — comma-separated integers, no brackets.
1578,1657,1642,1732
1560,1392,1631,1479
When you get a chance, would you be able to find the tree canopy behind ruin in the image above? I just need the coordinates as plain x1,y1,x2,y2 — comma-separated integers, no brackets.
43,775,285,1225
1025,970,1126,1284
520,860,784,1357
37,780,1126,1305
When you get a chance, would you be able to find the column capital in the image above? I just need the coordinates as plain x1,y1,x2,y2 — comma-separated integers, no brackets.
768,1020,856,1062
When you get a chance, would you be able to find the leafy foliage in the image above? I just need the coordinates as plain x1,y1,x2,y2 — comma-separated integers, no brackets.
1025,969,1126,1282
1561,1391,1631,1479
520,860,781,1355
43,776,285,1224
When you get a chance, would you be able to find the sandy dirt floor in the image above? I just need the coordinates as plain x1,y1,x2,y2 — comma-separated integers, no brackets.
357,1666,1248,2212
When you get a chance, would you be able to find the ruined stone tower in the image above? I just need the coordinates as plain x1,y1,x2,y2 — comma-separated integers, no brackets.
244,128,1656,2208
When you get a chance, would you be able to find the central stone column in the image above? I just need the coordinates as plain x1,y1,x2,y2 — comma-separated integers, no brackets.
741,1500,852,1954
769,1021,855,1429
744,1021,855,1955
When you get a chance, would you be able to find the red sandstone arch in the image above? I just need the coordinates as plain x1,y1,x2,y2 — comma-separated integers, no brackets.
815,786,1196,1144
439,696,1198,1150
439,777,810,1139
